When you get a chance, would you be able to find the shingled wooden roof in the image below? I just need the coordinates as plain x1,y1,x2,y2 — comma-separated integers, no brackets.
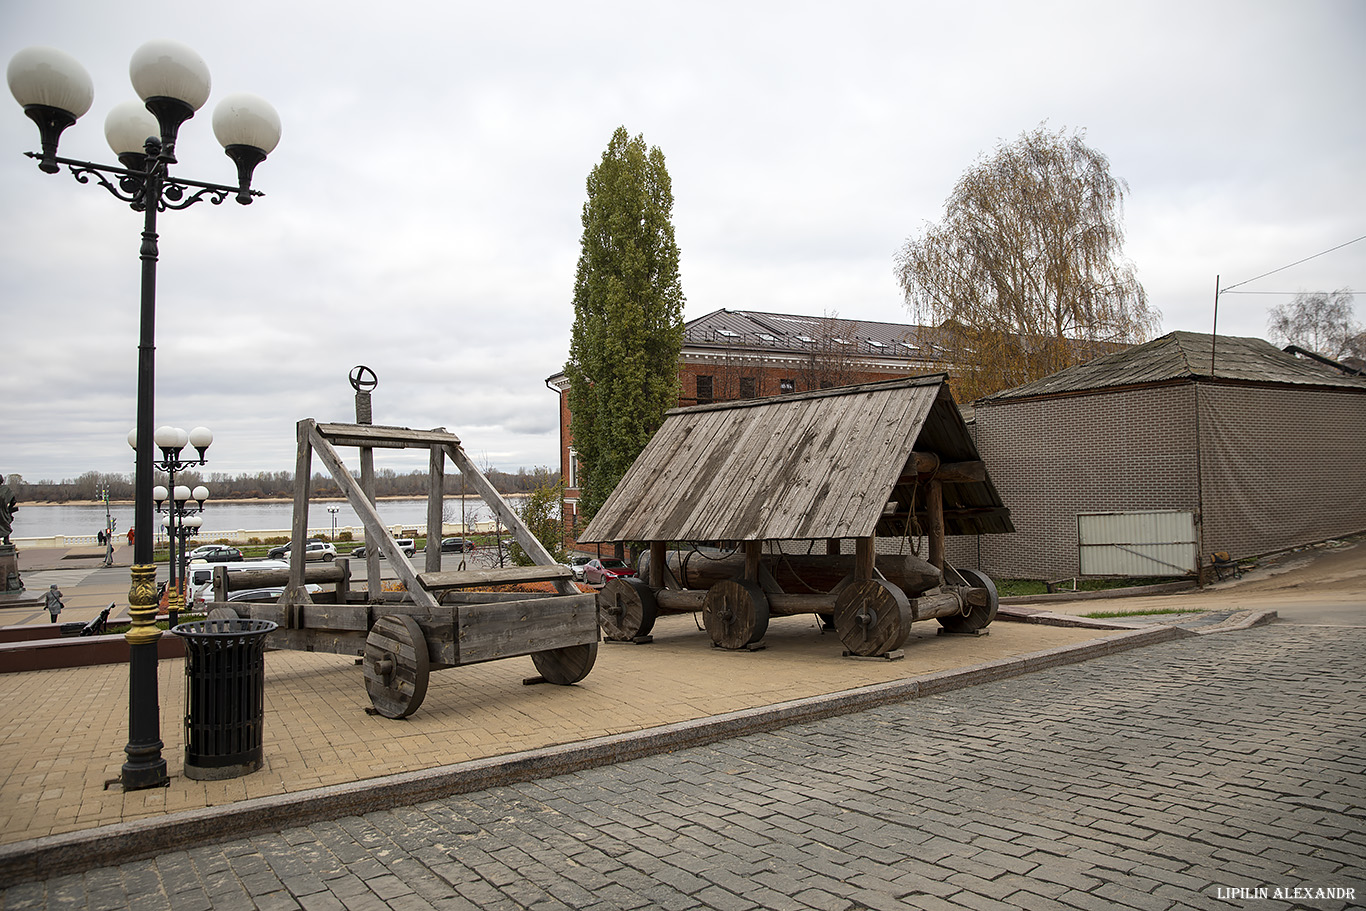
579,374,1012,544
978,331,1366,403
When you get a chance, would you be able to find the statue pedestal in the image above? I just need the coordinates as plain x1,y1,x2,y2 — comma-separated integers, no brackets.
0,544,38,609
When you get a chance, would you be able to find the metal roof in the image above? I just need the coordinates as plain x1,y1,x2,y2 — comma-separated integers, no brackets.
579,375,1013,543
683,308,950,363
978,331,1366,403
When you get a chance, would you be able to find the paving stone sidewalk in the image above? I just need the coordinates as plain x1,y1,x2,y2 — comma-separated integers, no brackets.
4,621,1361,911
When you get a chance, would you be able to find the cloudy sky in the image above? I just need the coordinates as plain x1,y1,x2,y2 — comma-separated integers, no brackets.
2,0,1362,485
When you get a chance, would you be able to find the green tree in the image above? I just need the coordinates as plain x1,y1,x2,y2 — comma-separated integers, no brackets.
895,125,1159,400
508,480,568,566
565,126,685,522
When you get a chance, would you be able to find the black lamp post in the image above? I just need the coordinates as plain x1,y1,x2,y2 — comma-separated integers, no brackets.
9,41,280,791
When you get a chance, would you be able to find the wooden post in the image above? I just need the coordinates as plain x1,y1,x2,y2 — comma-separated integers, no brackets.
744,540,762,582
356,392,380,596
649,540,666,590
826,538,840,555
855,536,875,581
927,479,945,570
286,421,316,613
425,445,444,574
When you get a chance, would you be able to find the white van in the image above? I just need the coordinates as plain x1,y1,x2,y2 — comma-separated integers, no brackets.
188,560,290,609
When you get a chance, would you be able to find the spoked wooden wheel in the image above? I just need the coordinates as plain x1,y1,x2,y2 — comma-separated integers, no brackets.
835,579,912,656
938,567,999,633
363,614,430,719
702,579,769,649
597,577,658,641
531,642,599,684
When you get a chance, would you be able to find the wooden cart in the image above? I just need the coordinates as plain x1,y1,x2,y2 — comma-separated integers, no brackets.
215,378,598,718
580,375,1014,658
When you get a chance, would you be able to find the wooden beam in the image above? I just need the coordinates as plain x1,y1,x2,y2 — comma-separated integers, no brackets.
286,421,316,613
309,424,439,610
927,479,945,570
897,458,987,486
649,541,666,590
855,537,875,581
314,423,461,449
425,445,444,574
744,541,762,582
419,565,572,591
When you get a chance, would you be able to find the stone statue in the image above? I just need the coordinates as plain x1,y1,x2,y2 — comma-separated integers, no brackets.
0,474,16,546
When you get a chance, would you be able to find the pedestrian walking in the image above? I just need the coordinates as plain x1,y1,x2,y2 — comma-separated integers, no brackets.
45,584,64,622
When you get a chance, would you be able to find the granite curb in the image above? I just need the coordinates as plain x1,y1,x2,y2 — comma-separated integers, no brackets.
0,622,1193,888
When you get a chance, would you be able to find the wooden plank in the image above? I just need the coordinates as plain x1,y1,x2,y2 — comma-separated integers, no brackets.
266,628,368,658
419,565,572,591
315,423,461,448
300,604,370,632
455,595,598,665
308,426,439,611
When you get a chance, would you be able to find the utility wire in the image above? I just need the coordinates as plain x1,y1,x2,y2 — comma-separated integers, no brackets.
1221,233,1366,293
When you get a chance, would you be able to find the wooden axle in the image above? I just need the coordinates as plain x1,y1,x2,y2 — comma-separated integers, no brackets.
597,567,1000,655
638,550,942,598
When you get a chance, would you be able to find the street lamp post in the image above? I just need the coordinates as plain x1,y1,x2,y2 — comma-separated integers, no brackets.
328,505,340,541
9,42,280,791
155,481,208,627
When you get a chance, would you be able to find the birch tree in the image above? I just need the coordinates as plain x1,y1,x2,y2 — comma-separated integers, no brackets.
896,125,1158,400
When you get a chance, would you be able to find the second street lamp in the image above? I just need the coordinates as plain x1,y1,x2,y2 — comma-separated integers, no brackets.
11,41,280,791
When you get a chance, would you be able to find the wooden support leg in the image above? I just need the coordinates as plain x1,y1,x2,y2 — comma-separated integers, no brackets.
927,479,945,571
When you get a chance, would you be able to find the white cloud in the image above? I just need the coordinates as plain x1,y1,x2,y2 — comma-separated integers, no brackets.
2,0,1362,483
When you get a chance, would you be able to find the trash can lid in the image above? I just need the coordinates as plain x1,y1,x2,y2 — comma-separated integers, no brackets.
172,618,278,638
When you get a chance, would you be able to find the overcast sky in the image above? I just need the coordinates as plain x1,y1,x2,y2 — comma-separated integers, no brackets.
2,0,1362,486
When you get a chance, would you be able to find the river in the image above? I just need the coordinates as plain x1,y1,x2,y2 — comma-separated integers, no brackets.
11,496,512,541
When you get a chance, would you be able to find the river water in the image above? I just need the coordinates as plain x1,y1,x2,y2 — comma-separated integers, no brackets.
12,496,510,541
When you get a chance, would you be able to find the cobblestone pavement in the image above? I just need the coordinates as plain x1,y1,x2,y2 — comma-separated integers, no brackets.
4,622,1363,911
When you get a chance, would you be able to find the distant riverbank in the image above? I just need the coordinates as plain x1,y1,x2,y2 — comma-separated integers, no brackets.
13,496,515,540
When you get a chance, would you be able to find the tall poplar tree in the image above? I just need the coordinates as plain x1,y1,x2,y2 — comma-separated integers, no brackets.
565,127,685,522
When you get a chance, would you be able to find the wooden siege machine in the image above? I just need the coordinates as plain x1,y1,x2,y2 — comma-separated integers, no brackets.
216,370,598,718
579,375,1015,656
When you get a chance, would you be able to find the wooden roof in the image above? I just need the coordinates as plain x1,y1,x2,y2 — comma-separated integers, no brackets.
579,375,1013,544
978,331,1366,403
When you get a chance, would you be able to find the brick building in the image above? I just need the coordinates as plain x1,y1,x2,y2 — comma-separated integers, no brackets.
547,309,949,531
947,331,1366,580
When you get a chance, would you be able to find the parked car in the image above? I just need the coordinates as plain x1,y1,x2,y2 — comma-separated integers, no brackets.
304,541,338,561
439,537,475,553
266,538,324,560
186,544,242,563
565,555,593,581
583,557,634,585
227,584,321,603
351,538,416,559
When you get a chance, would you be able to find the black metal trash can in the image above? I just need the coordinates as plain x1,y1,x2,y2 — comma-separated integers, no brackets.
172,618,278,781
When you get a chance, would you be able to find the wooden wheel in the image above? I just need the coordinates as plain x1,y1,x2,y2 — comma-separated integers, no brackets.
531,641,599,685
939,567,999,633
702,579,769,649
363,614,430,719
597,577,658,641
835,579,912,656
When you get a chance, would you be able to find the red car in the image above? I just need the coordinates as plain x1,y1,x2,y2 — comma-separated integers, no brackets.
583,558,634,585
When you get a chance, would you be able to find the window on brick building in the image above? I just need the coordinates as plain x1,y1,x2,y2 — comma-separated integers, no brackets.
739,377,757,399
779,378,795,394
697,375,714,404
